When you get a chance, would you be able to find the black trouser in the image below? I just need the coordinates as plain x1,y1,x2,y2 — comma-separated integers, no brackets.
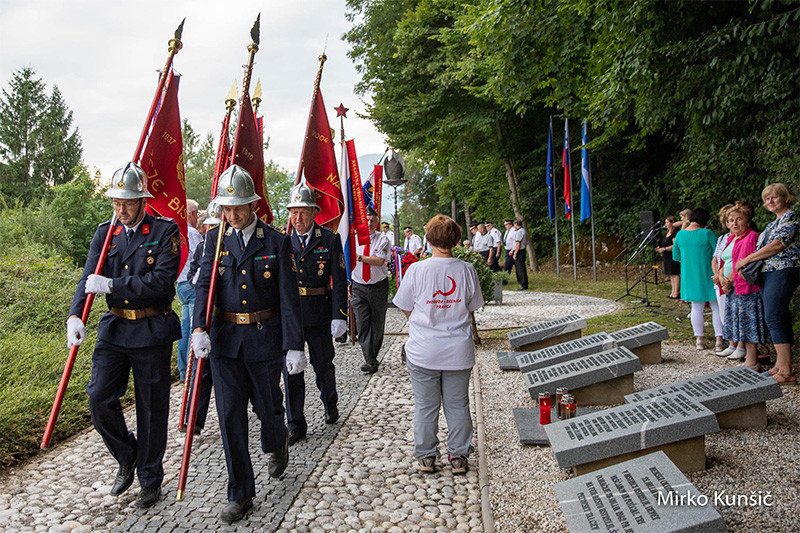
351,278,389,365
490,248,501,272
87,340,172,489
514,251,528,289
504,251,515,277
284,324,338,434
211,352,287,501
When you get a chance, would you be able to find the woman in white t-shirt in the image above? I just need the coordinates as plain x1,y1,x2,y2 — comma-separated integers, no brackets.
393,214,485,475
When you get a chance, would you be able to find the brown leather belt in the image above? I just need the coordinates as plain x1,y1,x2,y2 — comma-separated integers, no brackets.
214,306,279,325
110,307,171,320
298,286,330,296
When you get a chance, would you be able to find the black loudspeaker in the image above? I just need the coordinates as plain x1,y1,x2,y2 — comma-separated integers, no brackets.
640,210,659,234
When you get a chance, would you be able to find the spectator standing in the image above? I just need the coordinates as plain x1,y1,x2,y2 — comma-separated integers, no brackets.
512,220,529,290
655,216,681,299
720,205,767,369
177,199,203,381
672,207,723,351
711,205,735,356
502,219,517,280
736,183,800,385
352,208,391,373
403,226,423,257
485,221,502,272
381,221,395,247
471,223,492,260
393,214,484,475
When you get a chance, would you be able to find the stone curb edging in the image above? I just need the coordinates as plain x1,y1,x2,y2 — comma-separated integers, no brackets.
473,360,495,533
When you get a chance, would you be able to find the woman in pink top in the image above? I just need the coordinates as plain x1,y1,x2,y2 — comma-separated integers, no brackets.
720,205,767,371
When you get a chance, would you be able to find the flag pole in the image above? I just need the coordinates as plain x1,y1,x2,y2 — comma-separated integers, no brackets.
551,116,560,278
585,120,597,282
295,54,328,186
42,22,183,450
567,119,577,280
339,113,357,346
132,19,184,164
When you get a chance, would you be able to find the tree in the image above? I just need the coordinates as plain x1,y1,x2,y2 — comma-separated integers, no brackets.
0,68,83,204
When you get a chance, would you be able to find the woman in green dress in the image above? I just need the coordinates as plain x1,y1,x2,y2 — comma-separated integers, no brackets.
673,207,723,350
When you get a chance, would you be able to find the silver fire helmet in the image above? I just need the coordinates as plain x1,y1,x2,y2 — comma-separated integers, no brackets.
285,180,319,211
204,199,221,225
213,165,261,206
105,162,154,199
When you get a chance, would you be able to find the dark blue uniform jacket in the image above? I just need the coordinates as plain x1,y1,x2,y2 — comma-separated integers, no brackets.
68,213,182,349
193,219,304,361
292,224,348,327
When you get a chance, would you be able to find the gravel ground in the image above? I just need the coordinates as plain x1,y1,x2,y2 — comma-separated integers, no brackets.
477,330,800,533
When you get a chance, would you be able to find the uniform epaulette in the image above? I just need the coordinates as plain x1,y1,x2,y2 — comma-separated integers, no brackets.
319,225,334,236
157,216,175,223
99,220,112,228
267,224,286,235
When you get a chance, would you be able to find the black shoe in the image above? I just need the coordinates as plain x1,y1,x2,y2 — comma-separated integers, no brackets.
110,461,136,496
288,429,306,446
134,486,161,509
335,333,347,343
268,437,289,478
360,362,379,373
193,426,202,436
325,406,339,424
220,497,253,524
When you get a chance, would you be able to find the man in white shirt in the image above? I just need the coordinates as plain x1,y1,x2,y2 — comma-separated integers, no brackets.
512,220,529,290
380,221,395,247
403,226,423,257
502,219,517,279
471,223,492,260
485,221,502,272
352,207,391,373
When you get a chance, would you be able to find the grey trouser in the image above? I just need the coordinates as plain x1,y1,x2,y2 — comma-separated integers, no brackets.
406,361,473,459
351,278,389,365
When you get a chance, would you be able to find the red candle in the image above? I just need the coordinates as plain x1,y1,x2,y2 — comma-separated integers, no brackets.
538,392,551,425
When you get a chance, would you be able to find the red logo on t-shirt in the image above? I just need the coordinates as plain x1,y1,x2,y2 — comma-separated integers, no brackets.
432,276,456,298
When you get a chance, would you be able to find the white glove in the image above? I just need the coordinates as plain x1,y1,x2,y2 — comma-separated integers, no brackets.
66,317,86,348
192,331,211,359
85,274,113,294
331,319,347,338
285,349,308,375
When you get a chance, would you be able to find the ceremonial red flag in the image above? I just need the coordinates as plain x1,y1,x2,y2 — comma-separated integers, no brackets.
231,93,273,224
211,113,232,198
142,73,189,271
298,89,344,229
372,164,383,216
345,139,370,245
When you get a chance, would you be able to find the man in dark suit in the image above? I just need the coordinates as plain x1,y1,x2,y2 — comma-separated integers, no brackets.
284,181,348,445
66,162,181,509
192,165,305,524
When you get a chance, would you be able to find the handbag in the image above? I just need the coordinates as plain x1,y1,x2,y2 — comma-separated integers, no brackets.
739,260,764,285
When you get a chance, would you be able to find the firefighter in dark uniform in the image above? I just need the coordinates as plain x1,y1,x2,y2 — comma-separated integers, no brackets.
66,162,181,509
191,165,305,525
284,181,348,446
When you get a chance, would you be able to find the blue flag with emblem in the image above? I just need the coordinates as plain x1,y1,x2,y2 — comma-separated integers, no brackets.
546,121,555,223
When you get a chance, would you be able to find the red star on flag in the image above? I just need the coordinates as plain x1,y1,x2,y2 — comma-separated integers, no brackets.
335,103,349,118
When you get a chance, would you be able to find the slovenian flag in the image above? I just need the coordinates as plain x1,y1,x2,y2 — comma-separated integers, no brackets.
580,120,592,223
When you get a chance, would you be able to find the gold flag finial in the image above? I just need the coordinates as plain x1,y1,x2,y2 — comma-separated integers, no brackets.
253,78,262,103
225,81,238,106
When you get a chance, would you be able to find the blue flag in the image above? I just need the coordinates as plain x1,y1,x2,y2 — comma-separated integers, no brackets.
580,120,592,223
546,121,555,222
362,179,374,209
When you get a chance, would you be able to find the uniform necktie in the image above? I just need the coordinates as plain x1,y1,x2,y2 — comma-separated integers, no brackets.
126,229,134,243
236,230,245,251
300,234,307,249
362,244,371,282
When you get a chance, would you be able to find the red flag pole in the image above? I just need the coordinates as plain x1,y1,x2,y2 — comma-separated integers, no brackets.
177,14,259,500
41,22,184,450
133,20,184,164
286,53,328,235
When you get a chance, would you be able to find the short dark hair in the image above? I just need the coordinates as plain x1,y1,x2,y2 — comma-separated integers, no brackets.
425,214,462,249
514,220,523,227
689,207,710,226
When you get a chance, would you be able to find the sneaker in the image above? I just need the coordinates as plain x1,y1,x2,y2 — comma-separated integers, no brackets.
727,348,746,361
717,346,736,357
449,455,468,475
418,456,436,473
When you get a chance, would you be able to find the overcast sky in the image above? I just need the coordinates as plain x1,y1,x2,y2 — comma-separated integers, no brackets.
0,0,386,182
